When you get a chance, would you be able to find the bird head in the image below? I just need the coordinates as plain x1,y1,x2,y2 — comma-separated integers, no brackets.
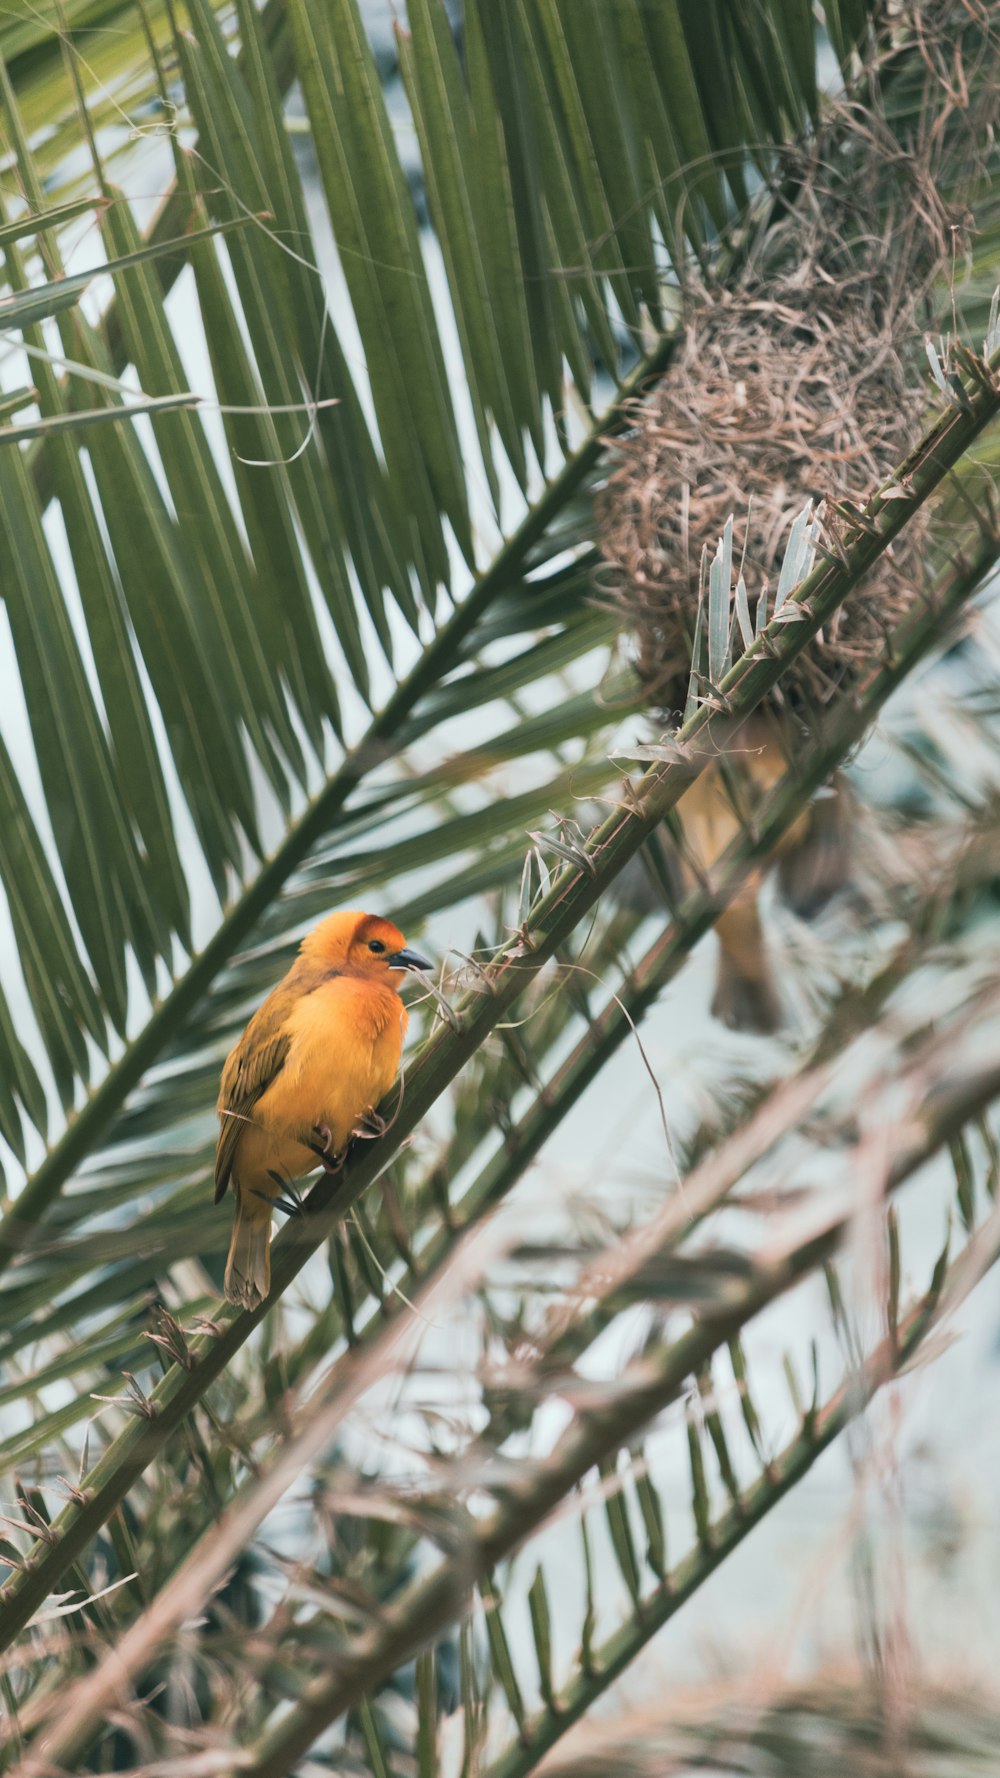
300,910,431,985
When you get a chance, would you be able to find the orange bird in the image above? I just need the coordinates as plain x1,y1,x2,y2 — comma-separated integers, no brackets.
214,910,430,1310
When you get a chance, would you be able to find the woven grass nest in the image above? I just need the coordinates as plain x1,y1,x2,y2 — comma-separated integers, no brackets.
600,0,999,723
597,277,930,723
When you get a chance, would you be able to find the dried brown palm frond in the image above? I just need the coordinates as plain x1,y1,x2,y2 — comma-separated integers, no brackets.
536,1672,1000,1778
598,0,1000,723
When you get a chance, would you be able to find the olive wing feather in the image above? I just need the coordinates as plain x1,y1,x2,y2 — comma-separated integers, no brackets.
214,1019,292,1203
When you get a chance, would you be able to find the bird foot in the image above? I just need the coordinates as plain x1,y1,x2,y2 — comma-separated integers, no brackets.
310,1121,335,1155
351,1107,389,1141
309,1123,347,1174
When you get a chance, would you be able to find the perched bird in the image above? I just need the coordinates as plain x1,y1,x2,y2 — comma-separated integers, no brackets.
617,720,851,1033
214,910,430,1310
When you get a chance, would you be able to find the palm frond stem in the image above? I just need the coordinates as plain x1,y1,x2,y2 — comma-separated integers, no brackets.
482,1195,1000,1778
238,1055,1000,1776
0,352,996,1651
23,1025,1000,1771
0,330,675,1279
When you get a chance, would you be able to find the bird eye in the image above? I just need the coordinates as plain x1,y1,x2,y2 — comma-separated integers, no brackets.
368,939,386,954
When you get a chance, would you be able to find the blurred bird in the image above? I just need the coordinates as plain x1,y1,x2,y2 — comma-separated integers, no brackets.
214,910,430,1310
618,720,852,1033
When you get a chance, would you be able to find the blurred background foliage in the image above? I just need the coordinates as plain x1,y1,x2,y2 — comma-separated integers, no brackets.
0,0,998,1772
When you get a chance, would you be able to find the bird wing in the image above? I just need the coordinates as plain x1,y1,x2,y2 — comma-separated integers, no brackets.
214,1017,292,1204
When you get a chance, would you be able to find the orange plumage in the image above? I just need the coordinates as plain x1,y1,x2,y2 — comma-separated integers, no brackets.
214,910,430,1309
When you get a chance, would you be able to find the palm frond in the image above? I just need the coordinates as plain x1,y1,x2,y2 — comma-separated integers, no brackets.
2,3,1000,1769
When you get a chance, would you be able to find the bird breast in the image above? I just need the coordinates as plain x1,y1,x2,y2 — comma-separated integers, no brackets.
256,975,407,1161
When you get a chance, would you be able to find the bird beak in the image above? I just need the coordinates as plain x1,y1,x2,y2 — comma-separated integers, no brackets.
389,946,432,973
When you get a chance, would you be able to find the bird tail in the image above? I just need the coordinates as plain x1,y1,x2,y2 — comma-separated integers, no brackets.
776,778,853,918
224,1189,272,1310
712,894,782,1035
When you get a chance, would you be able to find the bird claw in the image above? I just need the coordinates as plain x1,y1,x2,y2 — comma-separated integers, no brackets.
309,1121,334,1156
305,1111,386,1174
351,1107,388,1142
308,1123,346,1174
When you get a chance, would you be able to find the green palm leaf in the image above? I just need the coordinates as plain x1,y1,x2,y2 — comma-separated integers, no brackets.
1,1,999,1771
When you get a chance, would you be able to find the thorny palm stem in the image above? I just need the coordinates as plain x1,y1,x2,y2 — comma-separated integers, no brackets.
482,1201,1000,1778
25,1024,1000,1770
237,1058,1000,1778
2,347,997,1668
0,332,677,1278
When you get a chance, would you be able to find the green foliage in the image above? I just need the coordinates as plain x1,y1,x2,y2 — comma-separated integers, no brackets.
0,1,997,1774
